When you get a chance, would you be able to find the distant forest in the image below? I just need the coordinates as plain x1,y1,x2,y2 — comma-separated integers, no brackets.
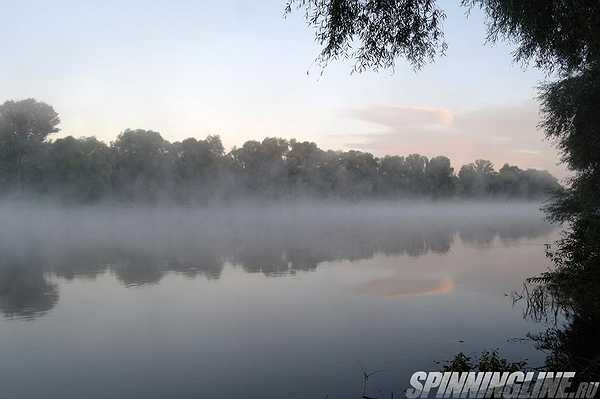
0,99,560,202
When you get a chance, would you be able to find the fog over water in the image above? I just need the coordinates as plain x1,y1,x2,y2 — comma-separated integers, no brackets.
0,201,553,286
0,201,558,398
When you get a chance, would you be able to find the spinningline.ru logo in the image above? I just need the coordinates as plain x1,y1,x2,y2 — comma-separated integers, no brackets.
406,371,599,398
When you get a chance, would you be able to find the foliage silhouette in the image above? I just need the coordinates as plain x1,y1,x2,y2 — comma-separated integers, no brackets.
0,99,560,203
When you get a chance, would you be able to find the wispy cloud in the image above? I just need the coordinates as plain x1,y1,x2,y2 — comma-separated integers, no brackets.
347,105,455,131
514,149,542,155
341,102,568,178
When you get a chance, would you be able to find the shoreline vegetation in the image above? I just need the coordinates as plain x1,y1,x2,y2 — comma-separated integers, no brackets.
0,99,560,204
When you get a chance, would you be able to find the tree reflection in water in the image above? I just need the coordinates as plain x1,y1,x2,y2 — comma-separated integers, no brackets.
0,203,553,320
518,273,600,381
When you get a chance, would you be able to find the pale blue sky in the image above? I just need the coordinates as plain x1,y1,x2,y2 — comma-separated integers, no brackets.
0,0,566,176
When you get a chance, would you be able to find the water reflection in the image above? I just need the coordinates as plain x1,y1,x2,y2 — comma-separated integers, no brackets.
0,265,58,320
0,202,554,320
354,274,455,297
515,277,600,380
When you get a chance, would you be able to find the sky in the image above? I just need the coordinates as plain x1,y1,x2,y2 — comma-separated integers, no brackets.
0,0,567,178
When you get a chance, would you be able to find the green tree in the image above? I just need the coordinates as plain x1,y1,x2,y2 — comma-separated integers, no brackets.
172,135,225,201
335,150,379,196
111,129,173,200
378,155,407,195
0,99,60,191
459,160,495,196
426,155,455,197
494,163,522,196
231,137,289,194
47,136,113,200
173,136,224,180
286,139,325,193
404,154,429,195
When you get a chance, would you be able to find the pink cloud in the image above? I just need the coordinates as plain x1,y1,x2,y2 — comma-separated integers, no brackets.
343,102,569,178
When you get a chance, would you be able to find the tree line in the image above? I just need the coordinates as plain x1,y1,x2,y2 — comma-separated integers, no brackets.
0,99,560,202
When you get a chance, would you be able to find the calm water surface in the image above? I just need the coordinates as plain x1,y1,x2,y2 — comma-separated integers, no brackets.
0,202,558,398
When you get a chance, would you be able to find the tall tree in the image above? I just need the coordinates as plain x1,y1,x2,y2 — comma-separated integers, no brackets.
287,139,325,192
231,138,289,194
458,160,495,195
404,153,429,194
47,136,113,200
0,99,60,191
111,129,173,199
426,155,455,197
378,155,408,195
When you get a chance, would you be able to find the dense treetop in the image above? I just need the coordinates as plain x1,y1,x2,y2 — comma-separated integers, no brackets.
0,99,559,203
